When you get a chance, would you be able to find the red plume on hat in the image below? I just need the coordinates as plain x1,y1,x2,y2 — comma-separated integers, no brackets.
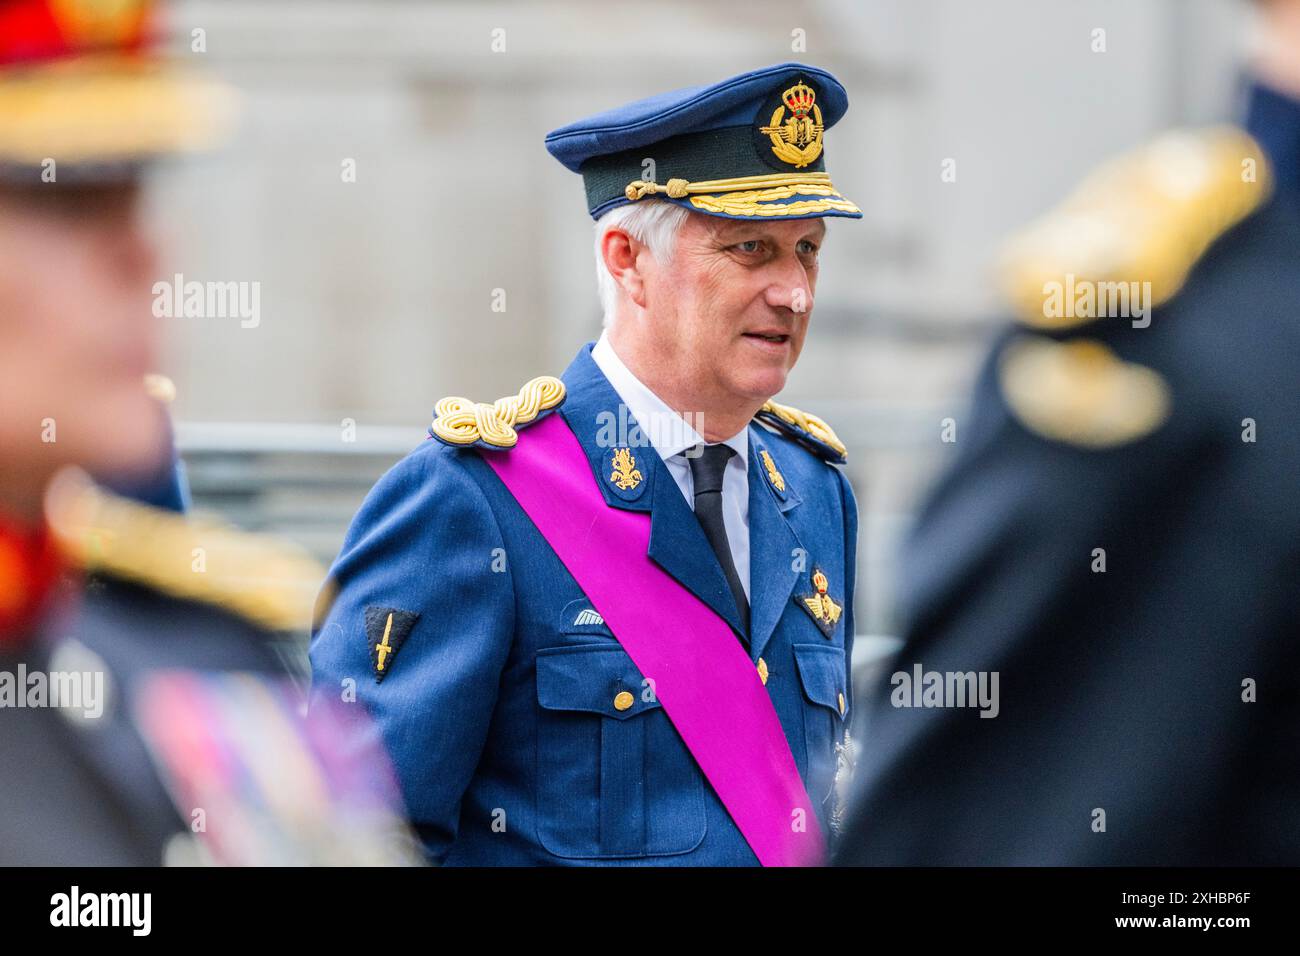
0,0,236,172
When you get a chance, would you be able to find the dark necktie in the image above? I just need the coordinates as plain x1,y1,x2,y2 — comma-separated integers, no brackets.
687,443,750,639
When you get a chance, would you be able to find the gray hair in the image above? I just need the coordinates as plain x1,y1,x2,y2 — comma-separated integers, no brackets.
593,200,690,327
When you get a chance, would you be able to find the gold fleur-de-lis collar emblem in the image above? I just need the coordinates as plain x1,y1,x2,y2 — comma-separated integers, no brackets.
608,447,642,491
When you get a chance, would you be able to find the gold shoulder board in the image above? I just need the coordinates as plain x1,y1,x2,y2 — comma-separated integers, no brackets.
999,126,1271,329
430,375,566,449
754,399,847,464
46,470,324,634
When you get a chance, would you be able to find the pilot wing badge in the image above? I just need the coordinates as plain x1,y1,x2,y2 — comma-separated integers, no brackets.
365,606,420,682
796,567,842,638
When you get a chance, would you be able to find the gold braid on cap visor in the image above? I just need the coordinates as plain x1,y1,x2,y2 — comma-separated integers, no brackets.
623,171,860,217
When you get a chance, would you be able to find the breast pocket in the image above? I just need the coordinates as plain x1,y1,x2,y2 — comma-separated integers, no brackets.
793,643,849,808
534,644,707,859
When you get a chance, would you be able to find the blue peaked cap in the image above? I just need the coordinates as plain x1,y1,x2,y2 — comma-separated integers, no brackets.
545,62,861,221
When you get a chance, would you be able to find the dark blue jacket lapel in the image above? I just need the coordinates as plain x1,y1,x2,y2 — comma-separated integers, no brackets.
746,427,804,663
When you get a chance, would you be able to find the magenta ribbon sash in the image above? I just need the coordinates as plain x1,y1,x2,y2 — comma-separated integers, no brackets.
482,412,824,867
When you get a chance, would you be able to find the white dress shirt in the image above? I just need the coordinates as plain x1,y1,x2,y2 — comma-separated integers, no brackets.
590,331,750,601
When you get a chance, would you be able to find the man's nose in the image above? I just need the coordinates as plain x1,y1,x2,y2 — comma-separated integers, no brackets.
763,255,814,314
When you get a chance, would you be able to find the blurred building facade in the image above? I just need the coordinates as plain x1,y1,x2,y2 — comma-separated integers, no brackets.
153,0,1256,636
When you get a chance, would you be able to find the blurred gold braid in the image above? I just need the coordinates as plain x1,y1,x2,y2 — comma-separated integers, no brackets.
45,470,323,633
998,126,1272,329
431,375,566,448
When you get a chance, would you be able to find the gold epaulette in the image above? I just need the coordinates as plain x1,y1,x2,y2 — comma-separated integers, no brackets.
754,399,847,464
998,337,1172,449
999,126,1272,328
45,470,324,634
430,375,566,449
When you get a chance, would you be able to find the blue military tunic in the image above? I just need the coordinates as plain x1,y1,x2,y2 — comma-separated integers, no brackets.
310,341,858,864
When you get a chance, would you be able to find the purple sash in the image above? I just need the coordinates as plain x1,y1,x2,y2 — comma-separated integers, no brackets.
482,412,824,867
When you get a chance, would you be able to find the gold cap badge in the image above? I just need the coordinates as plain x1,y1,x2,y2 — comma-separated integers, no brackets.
759,82,825,169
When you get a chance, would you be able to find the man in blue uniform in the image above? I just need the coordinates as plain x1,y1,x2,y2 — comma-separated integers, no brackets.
835,1,1300,866
311,63,862,865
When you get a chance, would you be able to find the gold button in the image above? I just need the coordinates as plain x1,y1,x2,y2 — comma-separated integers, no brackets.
757,658,769,685
837,692,846,715
613,691,635,711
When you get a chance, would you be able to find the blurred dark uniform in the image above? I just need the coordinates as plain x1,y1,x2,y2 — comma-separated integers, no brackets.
836,80,1300,865
0,479,319,865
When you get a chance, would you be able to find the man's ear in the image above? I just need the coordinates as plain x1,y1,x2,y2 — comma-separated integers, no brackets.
600,226,647,309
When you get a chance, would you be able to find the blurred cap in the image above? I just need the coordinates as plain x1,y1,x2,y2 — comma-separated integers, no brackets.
0,0,237,178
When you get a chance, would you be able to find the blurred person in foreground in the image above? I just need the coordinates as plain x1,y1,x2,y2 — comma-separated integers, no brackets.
313,63,863,865
836,0,1300,866
0,0,410,865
